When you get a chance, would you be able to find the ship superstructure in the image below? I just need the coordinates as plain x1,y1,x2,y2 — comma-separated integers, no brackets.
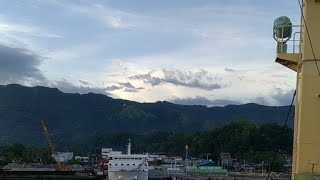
107,140,148,180
274,0,320,179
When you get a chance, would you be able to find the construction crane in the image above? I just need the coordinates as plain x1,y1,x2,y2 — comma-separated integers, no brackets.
40,120,71,171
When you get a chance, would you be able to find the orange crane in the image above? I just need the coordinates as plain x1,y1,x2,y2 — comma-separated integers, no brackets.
40,120,71,171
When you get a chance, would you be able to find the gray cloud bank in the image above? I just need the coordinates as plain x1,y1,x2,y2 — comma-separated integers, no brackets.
0,44,45,84
252,89,295,106
170,89,295,107
54,79,111,95
130,69,227,90
0,43,111,95
169,96,241,107
0,43,146,96
0,43,295,106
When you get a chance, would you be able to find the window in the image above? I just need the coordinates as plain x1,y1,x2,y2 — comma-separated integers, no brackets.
115,164,118,166
109,164,112,166
121,164,123,166
133,164,136,166
127,164,129,166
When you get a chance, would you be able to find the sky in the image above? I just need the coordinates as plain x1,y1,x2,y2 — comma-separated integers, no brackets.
0,0,301,106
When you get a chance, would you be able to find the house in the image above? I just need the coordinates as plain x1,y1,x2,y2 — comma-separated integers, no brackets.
220,153,235,167
187,160,227,174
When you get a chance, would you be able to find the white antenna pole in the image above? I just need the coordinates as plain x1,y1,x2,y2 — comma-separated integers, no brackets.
127,139,132,155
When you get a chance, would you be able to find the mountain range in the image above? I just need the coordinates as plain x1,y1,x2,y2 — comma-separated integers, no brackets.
0,84,294,146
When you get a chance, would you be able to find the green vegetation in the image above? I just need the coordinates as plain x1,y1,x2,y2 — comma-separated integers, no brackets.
0,84,293,171
0,121,292,172
0,144,55,165
0,84,294,145
91,121,292,171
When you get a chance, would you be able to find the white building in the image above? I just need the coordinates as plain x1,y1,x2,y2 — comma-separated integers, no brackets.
75,156,89,163
102,148,122,159
52,152,73,163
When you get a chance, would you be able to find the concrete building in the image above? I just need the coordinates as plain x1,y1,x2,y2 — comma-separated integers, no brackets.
52,152,73,163
75,156,89,163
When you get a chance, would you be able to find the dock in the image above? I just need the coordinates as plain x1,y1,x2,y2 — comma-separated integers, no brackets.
149,169,172,180
169,173,291,180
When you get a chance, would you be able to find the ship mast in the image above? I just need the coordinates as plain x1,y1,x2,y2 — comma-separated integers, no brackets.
127,139,132,155
274,0,320,179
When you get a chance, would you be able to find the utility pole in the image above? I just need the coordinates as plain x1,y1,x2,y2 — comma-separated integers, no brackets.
185,145,189,160
206,153,211,161
262,161,264,177
185,145,189,167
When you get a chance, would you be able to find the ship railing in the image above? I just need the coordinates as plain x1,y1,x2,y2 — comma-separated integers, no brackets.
275,25,302,54
138,158,147,170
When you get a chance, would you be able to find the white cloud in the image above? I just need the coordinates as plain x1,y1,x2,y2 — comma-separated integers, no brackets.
0,0,300,106
0,15,61,38
55,2,151,29
45,43,101,62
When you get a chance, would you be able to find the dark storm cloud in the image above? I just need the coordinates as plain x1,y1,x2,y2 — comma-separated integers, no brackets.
130,69,227,90
0,44,45,84
169,96,241,107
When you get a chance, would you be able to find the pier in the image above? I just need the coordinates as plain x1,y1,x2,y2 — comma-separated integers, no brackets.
169,173,291,180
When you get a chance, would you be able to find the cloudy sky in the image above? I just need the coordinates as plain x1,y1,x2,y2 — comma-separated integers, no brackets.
0,0,300,106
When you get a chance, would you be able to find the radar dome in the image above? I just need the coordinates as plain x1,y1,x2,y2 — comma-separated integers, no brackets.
273,16,292,39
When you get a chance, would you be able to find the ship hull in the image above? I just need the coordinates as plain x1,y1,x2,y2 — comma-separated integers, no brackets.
108,170,148,180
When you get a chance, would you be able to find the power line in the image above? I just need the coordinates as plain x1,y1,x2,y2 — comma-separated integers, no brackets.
298,0,320,77
266,90,296,180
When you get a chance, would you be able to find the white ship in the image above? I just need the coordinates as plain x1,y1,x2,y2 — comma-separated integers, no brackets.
107,140,148,180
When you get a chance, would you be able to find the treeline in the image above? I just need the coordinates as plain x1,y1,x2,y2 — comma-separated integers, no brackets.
91,120,293,164
0,144,55,166
0,120,293,170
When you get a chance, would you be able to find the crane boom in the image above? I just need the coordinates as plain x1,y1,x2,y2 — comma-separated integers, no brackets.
40,120,63,170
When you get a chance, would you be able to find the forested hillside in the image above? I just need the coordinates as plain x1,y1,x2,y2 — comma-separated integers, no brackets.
0,84,294,145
